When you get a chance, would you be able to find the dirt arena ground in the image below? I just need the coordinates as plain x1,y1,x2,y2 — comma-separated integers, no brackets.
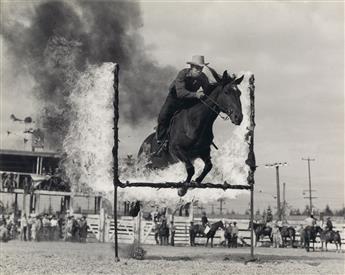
1,241,344,275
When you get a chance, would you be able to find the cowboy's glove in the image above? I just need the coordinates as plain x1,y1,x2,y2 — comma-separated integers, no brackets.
195,90,205,99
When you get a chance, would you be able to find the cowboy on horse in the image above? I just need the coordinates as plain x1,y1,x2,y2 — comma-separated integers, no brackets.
138,55,245,195
156,55,211,149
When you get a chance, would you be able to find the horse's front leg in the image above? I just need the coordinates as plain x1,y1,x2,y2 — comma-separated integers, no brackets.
195,155,213,183
174,146,195,196
205,238,209,247
211,237,213,248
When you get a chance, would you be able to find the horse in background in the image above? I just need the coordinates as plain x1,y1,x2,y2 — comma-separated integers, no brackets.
189,220,225,248
304,225,323,252
249,221,272,247
279,226,296,247
158,219,169,245
320,230,342,252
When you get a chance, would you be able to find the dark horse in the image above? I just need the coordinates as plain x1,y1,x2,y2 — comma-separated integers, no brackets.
279,226,296,247
249,222,272,246
304,225,323,252
189,220,225,248
320,230,342,252
158,220,169,245
138,68,244,196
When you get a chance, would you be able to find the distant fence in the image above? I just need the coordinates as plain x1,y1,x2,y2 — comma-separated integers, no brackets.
83,213,345,249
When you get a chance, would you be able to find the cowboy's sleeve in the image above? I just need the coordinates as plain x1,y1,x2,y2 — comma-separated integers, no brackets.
200,72,210,91
175,70,198,98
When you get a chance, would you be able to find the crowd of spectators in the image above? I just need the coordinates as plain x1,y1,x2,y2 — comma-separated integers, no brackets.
0,170,70,193
0,212,88,242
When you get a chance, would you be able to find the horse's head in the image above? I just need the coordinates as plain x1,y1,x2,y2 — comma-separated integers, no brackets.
216,220,225,230
218,71,244,125
207,67,243,125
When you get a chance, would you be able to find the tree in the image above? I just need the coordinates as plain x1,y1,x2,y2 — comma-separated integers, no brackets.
289,208,301,216
334,207,345,217
324,204,333,216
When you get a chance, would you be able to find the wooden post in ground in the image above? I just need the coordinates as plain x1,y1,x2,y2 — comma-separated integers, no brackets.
112,64,120,262
246,73,256,261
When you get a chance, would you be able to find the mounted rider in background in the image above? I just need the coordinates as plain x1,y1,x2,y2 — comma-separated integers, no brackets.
201,211,211,234
304,214,317,230
156,55,211,148
325,217,333,232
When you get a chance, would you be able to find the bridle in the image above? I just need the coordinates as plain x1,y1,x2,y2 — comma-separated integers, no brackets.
199,89,232,121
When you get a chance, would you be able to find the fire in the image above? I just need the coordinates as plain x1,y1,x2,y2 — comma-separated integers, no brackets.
63,63,253,204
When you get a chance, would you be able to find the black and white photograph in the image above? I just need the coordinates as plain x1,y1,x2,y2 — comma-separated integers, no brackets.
0,0,344,274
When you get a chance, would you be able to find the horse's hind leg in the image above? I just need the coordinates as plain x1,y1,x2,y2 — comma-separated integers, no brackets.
195,155,213,183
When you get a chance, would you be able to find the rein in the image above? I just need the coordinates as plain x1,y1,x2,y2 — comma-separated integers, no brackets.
200,94,230,121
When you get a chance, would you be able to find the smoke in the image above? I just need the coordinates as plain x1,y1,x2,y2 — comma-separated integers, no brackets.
1,0,176,149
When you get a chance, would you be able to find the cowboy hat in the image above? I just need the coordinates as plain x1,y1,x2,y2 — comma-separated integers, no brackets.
187,55,209,67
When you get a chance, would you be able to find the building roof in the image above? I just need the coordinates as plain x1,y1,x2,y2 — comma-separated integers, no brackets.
0,149,60,158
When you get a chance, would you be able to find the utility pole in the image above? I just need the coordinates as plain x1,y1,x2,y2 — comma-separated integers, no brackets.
217,198,225,215
211,204,215,215
302,157,317,214
282,182,286,220
265,162,288,221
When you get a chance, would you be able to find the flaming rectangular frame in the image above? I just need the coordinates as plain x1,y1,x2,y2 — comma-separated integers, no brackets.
112,64,256,261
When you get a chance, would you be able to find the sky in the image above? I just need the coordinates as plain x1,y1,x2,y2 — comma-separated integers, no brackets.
0,0,344,213
137,1,345,212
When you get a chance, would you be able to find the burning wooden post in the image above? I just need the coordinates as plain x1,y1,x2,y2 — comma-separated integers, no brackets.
113,64,120,262
246,74,256,260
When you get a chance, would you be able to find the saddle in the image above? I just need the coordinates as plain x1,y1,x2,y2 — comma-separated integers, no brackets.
153,112,180,156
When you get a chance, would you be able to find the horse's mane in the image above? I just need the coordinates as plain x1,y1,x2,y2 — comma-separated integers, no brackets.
205,83,219,96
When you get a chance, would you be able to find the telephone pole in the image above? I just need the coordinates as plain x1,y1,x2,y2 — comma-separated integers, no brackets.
217,198,225,215
302,157,317,213
282,182,286,220
265,162,288,220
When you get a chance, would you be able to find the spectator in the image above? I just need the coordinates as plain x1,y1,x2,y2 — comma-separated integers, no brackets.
153,220,160,244
27,214,34,241
35,215,42,241
20,214,28,241
31,215,38,241
152,207,159,222
170,221,176,246
64,216,74,241
50,215,59,241
72,216,80,242
231,221,239,248
42,214,51,241
224,222,232,248
297,224,304,247
79,216,88,243
271,223,282,248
